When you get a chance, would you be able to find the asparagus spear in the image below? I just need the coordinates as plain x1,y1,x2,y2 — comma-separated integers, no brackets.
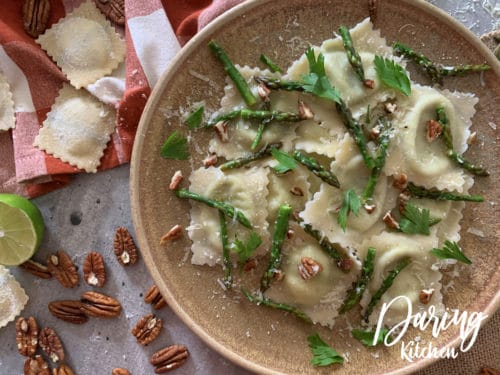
293,150,340,188
363,257,411,322
254,76,306,92
339,26,370,87
340,247,376,313
241,288,312,323
393,42,490,84
361,119,392,203
407,182,484,202
260,54,283,73
206,109,304,127
298,221,352,270
219,211,232,289
220,142,282,170
175,188,253,228
435,107,489,176
260,204,292,291
208,40,258,107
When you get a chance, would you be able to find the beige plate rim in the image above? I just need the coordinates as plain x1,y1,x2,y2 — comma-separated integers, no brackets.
130,0,500,374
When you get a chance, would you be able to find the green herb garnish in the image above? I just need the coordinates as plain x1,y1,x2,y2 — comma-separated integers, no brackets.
230,232,262,263
271,148,297,174
430,240,471,264
337,189,361,232
307,333,344,367
160,130,189,160
352,327,392,347
374,55,411,96
185,106,204,130
399,203,440,235
302,48,341,103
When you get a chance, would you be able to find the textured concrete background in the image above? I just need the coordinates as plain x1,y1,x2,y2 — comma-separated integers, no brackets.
0,1,497,374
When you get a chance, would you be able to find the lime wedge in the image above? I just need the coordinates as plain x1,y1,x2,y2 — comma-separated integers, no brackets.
0,194,45,266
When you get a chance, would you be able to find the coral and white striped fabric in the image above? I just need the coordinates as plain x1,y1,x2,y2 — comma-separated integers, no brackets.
0,0,244,198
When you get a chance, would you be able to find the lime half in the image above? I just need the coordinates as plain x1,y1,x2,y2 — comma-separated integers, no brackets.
0,194,45,266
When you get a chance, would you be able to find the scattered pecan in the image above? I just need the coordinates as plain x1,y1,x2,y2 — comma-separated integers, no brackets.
24,355,50,375
298,257,323,280
298,100,314,120
159,225,183,245
202,154,218,167
286,229,295,239
426,119,442,142
112,369,131,375
39,327,65,363
214,121,229,142
144,285,167,310
363,202,376,213
289,186,304,196
80,291,122,318
48,300,89,324
52,364,75,375
398,191,411,214
273,269,285,281
16,316,39,357
467,131,477,145
150,344,189,373
419,288,434,305
46,251,79,288
242,258,258,272
132,314,162,345
257,83,271,101
338,257,353,272
480,367,500,375
384,102,397,114
19,260,52,279
383,210,400,230
114,227,139,266
363,79,375,89
82,251,106,287
22,0,51,38
392,173,408,190
93,0,125,26
168,170,183,190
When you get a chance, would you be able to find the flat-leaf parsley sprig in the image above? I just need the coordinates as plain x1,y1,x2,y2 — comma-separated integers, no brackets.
307,333,344,367
374,55,411,96
160,130,190,160
337,189,362,232
430,240,471,265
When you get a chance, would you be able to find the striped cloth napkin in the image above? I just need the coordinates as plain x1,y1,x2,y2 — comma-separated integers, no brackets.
0,0,243,198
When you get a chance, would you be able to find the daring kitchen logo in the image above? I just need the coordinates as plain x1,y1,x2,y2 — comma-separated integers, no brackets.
372,296,488,362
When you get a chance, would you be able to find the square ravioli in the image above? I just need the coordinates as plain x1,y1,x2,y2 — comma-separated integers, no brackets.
36,0,125,89
33,83,116,172
0,72,15,131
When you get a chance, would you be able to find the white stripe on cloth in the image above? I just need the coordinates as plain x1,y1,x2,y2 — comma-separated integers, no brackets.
0,46,35,113
126,8,181,89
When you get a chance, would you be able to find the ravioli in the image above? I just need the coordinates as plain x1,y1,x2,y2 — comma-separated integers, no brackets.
36,1,125,89
33,83,116,172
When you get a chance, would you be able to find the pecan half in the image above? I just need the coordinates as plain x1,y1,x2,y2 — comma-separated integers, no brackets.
48,300,88,324
16,316,38,357
82,251,106,287
392,173,408,190
93,0,125,26
419,288,434,305
39,327,65,363
46,251,79,288
114,227,139,266
159,225,183,245
202,154,217,167
52,364,75,375
80,291,121,318
112,369,131,375
24,355,50,375
169,170,183,190
383,210,400,230
132,314,162,345
144,285,167,310
426,119,442,142
150,345,189,373
22,0,51,38
298,257,323,280
19,260,52,279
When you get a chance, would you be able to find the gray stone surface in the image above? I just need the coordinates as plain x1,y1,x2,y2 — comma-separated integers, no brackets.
0,2,496,374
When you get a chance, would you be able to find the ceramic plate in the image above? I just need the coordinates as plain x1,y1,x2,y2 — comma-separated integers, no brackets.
130,1,499,373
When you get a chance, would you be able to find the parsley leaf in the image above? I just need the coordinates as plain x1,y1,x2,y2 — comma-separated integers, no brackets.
160,130,189,160
185,106,204,129
271,148,297,174
399,203,440,235
301,48,341,103
374,55,411,96
337,189,361,232
230,232,262,263
308,333,344,367
430,240,471,264
352,327,392,347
